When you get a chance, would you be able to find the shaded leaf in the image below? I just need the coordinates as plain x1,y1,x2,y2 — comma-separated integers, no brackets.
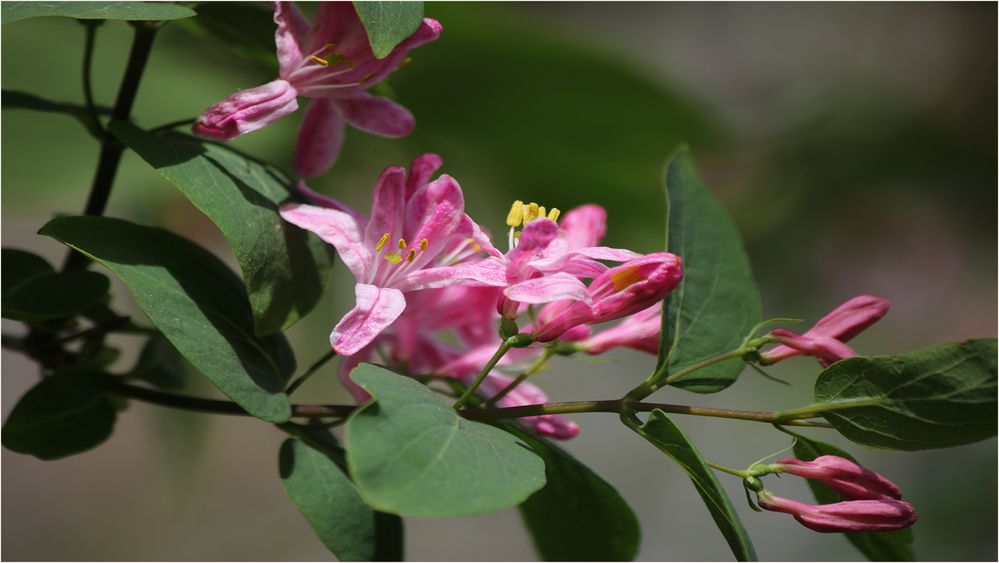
628,410,756,561
2,371,116,460
1,1,195,24
174,2,278,73
353,1,424,59
509,426,640,561
812,339,997,450
127,333,188,390
346,364,546,517
658,147,761,393
110,123,335,335
40,216,294,423
2,247,54,300
2,269,110,322
781,428,915,561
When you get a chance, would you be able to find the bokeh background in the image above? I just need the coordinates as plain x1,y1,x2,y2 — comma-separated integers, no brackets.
2,2,996,560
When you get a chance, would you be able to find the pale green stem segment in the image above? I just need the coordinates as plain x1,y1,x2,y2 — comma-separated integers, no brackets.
481,345,557,407
706,460,751,478
772,399,883,422
286,349,338,395
626,347,749,401
453,338,515,410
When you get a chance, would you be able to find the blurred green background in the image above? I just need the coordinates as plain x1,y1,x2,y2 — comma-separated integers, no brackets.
2,2,996,560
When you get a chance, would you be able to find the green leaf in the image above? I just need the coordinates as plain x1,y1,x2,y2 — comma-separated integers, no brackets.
1,1,196,24
353,1,424,59
780,428,914,561
127,333,188,390
346,364,547,517
2,371,116,460
1,90,110,137
40,216,294,423
810,339,997,451
2,269,110,322
174,3,278,73
658,146,761,393
2,247,54,300
508,426,640,561
279,437,382,561
110,123,335,335
628,410,756,561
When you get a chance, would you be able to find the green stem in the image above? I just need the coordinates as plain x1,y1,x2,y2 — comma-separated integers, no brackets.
482,346,556,407
63,22,158,271
706,460,751,478
80,20,103,136
286,349,337,395
453,338,513,410
773,399,882,421
626,347,748,401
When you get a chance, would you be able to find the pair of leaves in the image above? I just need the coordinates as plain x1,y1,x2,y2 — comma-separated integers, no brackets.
780,428,915,561
0,1,195,24
628,411,757,561
279,432,402,561
110,123,335,336
2,370,116,460
41,216,295,422
809,339,997,451
657,147,762,393
1,248,110,322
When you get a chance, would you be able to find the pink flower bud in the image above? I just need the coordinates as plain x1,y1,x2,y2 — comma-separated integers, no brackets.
757,491,917,533
760,295,890,366
533,253,682,342
775,456,902,501
192,80,299,141
578,303,662,355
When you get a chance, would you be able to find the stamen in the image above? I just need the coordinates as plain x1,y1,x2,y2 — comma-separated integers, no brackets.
401,57,413,67
419,238,428,251
506,200,524,227
375,232,391,252
610,266,644,291
538,206,547,219
405,249,417,263
398,238,407,250
359,71,377,83
522,202,540,224
309,55,330,67
548,208,561,221
384,253,403,264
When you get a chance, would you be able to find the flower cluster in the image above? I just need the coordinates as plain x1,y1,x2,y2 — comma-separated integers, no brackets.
281,154,684,439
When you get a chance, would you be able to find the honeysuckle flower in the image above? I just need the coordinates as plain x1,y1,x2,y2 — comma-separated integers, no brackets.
280,154,505,355
756,491,917,533
774,456,902,501
577,303,662,355
528,252,683,342
759,295,891,367
193,2,442,177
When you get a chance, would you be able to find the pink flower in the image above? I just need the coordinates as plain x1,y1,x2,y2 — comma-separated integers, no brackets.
756,492,917,533
774,456,902,501
279,154,505,355
759,295,891,367
576,303,662,355
527,253,683,342
193,2,441,177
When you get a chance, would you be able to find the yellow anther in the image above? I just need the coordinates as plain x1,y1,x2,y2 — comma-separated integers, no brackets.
472,244,482,251
548,208,561,222
405,249,417,263
398,238,407,250
323,43,337,52
610,266,644,291
401,56,413,67
359,71,377,83
309,55,330,66
514,231,522,238
538,206,547,220
506,200,524,227
375,232,391,252
384,253,402,265
522,202,540,224
419,238,428,251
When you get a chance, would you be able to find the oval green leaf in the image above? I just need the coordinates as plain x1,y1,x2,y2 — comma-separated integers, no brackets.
2,270,110,321
40,216,294,423
811,339,997,451
627,410,757,561
658,147,762,393
2,247,54,300
127,333,189,390
780,428,915,561
2,371,116,460
353,1,424,59
110,123,335,336
1,1,196,24
345,364,547,517
509,426,641,561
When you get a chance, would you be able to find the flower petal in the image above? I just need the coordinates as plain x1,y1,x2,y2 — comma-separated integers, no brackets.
405,153,444,198
504,272,591,305
293,97,345,177
192,80,299,141
274,1,311,76
294,180,368,226
559,204,607,249
331,284,406,356
280,203,370,281
363,166,407,250
396,257,507,291
336,93,415,137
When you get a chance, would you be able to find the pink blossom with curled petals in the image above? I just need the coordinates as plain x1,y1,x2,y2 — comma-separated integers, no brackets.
760,295,891,367
775,456,903,501
756,492,917,533
193,2,441,177
280,154,505,356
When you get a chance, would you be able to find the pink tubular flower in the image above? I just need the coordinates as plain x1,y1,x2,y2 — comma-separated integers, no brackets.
193,2,442,177
527,253,683,342
756,492,917,533
774,456,902,501
279,154,505,355
759,295,891,367
577,303,662,355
